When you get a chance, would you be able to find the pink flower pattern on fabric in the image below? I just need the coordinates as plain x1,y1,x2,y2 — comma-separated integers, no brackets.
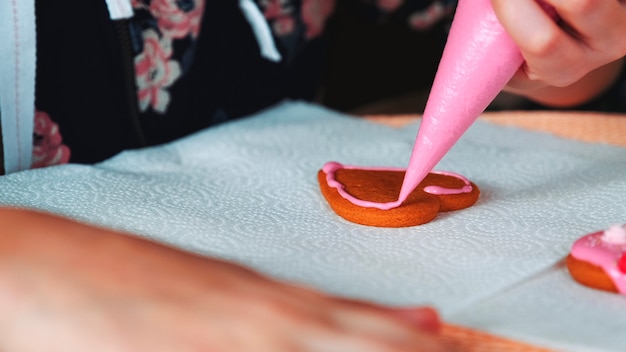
258,0,335,39
259,0,297,36
301,0,335,39
31,111,70,169
131,0,202,114
140,0,205,39
135,29,182,113
377,0,404,12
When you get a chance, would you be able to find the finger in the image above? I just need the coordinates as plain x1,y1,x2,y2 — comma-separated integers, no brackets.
492,0,587,86
546,0,626,50
491,0,565,54
329,305,445,348
390,307,441,334
297,322,447,352
328,333,447,352
330,297,441,333
504,67,544,92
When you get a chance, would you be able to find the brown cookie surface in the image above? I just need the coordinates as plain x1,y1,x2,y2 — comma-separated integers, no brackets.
318,165,480,227
566,254,619,293
567,226,626,295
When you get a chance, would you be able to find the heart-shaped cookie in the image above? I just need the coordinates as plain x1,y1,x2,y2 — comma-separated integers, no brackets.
318,162,480,227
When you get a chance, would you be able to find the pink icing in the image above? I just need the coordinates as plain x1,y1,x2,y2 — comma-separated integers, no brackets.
322,161,473,210
571,225,626,294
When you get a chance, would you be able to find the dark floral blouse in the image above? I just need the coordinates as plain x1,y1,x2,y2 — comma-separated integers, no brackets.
34,0,458,167
33,0,624,168
127,0,457,115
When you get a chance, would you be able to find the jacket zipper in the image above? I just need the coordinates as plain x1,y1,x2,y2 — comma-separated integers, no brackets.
113,19,147,147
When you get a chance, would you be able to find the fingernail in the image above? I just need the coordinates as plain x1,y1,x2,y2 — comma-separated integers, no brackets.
393,307,441,333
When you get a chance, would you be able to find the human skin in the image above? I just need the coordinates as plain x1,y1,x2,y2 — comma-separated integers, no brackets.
0,208,445,352
492,0,626,107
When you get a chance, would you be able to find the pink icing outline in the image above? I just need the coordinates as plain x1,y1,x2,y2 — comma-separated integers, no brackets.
571,227,626,294
322,161,473,210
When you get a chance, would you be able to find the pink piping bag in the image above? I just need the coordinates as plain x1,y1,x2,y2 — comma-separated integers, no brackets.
336,0,556,210
394,0,525,206
394,0,558,207
360,0,524,210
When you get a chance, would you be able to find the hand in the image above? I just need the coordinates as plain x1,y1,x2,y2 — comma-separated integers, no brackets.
0,208,445,352
492,0,626,107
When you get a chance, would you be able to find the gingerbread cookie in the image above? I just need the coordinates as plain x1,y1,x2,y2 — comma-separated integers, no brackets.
568,224,626,295
318,162,480,227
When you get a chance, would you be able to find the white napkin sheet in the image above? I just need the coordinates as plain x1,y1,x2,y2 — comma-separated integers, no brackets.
0,102,625,351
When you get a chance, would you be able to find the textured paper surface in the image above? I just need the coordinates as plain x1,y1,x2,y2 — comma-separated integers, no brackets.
0,102,625,351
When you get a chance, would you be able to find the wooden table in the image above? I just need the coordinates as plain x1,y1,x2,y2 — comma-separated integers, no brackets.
366,110,626,146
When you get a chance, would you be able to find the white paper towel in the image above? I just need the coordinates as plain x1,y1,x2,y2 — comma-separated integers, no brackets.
1,102,625,351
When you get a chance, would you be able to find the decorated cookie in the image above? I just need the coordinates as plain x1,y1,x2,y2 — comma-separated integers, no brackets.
568,224,626,294
318,162,480,227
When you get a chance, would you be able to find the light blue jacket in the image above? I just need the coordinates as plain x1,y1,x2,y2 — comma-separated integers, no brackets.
0,0,36,174
0,0,139,174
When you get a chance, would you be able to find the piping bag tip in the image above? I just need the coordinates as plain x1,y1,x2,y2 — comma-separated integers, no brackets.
396,0,527,205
